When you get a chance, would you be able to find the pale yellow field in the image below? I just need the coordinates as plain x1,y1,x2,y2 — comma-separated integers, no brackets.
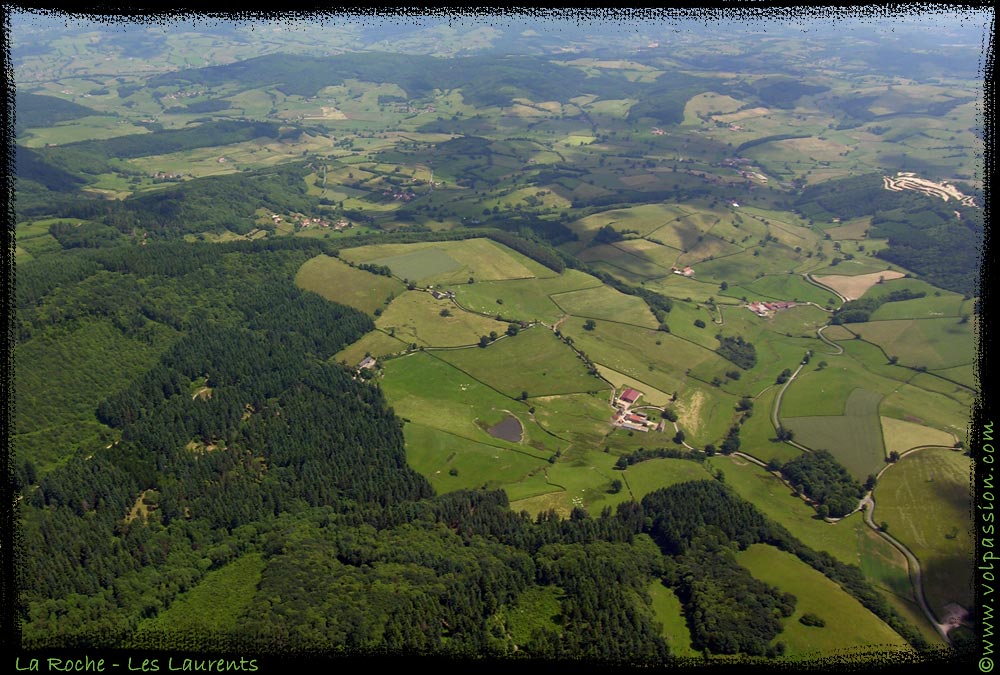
714,106,771,123
881,416,957,457
509,490,571,519
812,270,906,300
593,365,671,407
334,330,410,367
675,388,706,438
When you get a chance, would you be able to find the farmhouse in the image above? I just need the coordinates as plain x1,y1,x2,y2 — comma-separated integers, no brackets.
746,300,798,317
671,266,696,278
357,356,376,370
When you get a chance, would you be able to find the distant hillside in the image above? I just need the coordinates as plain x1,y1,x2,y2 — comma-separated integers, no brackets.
15,92,100,134
795,174,981,295
146,52,636,107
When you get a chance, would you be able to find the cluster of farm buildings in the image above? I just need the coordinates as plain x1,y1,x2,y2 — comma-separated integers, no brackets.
612,388,665,433
670,265,696,278
745,300,797,317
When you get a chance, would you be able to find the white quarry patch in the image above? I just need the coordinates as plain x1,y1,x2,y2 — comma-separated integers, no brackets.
883,172,977,207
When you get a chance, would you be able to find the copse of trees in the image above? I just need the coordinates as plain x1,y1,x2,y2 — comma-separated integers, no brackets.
717,335,757,369
779,450,864,518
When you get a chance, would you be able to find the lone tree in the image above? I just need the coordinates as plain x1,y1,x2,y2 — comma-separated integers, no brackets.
608,479,623,494
583,319,597,331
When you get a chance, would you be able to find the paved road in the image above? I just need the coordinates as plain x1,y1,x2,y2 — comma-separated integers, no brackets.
770,362,812,453
816,324,845,355
804,273,849,304
860,492,952,644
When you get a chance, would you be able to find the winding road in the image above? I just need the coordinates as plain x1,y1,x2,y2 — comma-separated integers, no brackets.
766,354,951,644
860,491,952,643
816,324,845,355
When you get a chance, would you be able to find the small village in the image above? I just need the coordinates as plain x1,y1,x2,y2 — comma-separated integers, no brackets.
267,210,353,231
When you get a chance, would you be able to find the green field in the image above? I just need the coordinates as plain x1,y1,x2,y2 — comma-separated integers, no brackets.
506,446,626,518
295,254,405,315
879,382,973,441
874,448,974,617
648,581,698,658
380,352,553,459
577,242,676,279
340,238,555,285
529,392,617,453
930,364,977,390
868,293,966,321
452,269,601,324
852,318,974,371
692,248,804,286
658,300,720,350
735,274,838,306
375,291,505,347
550,284,659,328
617,457,713,503
561,319,726,399
783,388,886,481
736,544,910,658
565,209,673,245
738,386,803,466
780,355,897,418
436,327,609,399
404,422,547,494
767,305,834,339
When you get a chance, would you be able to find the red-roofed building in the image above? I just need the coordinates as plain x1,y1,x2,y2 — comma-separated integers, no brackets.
619,388,641,404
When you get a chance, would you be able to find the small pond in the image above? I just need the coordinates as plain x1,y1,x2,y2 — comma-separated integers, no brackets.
487,414,523,442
